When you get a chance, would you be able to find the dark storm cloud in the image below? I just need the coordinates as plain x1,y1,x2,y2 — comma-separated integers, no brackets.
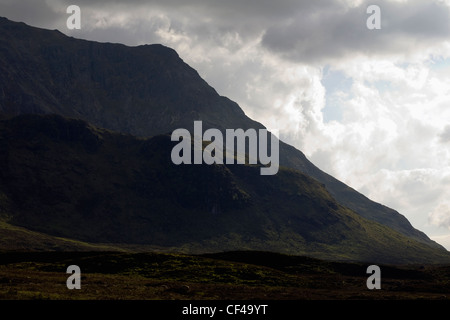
0,0,59,28
261,0,450,63
3,0,450,64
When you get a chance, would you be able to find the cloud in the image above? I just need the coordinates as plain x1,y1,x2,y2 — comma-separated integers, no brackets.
261,0,450,64
440,125,450,143
430,203,450,228
0,0,59,28
305,57,450,237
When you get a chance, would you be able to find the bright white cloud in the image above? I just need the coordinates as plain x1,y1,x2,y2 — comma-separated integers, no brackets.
430,201,450,229
304,56,450,246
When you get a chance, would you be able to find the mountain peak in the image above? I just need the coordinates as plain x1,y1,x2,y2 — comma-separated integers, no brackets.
0,17,253,136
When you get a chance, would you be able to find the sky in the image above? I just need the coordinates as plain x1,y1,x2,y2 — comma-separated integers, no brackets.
2,0,450,249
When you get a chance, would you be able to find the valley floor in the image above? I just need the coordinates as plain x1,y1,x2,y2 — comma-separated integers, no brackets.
1,251,450,300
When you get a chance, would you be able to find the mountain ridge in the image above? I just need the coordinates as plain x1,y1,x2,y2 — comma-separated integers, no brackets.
0,17,446,257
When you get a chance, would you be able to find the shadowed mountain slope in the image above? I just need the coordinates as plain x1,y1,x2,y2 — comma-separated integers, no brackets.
0,114,448,264
0,17,444,252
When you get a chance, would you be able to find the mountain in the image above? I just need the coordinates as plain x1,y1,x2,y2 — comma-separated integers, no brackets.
0,113,448,264
0,17,447,262
0,17,259,136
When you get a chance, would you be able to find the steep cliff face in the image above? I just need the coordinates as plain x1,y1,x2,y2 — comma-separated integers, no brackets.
0,16,443,250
